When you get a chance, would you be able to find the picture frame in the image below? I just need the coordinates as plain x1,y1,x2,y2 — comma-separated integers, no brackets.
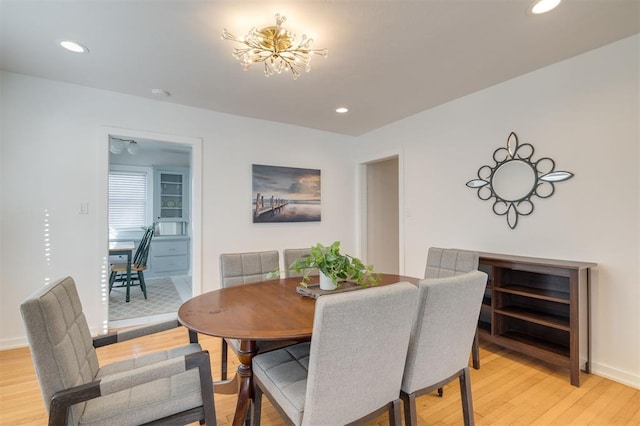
252,164,321,223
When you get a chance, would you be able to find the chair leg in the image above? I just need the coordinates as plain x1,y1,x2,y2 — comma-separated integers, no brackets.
441,330,480,399
389,399,402,426
400,391,418,426
472,330,480,369
108,271,116,293
459,367,475,426
125,271,131,303
252,379,263,426
138,271,147,299
221,339,228,381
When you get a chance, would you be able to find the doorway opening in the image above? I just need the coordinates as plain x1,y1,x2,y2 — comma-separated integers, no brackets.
360,155,402,275
99,127,202,330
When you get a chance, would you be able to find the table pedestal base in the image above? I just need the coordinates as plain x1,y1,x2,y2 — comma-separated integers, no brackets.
219,340,256,426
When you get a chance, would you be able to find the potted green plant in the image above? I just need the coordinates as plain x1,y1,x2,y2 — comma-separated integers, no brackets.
288,241,380,290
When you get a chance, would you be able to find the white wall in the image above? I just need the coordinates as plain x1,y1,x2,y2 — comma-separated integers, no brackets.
0,72,357,347
356,35,640,388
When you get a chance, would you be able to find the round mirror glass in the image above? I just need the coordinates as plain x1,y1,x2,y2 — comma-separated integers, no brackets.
492,160,536,202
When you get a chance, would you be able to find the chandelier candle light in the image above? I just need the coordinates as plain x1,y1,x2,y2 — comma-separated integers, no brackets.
222,13,327,79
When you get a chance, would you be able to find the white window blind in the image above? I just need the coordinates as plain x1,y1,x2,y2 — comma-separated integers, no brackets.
109,170,148,229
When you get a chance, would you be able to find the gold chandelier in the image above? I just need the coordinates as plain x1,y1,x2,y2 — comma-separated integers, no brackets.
222,14,327,79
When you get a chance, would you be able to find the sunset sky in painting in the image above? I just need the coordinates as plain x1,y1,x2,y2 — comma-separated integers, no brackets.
252,164,321,201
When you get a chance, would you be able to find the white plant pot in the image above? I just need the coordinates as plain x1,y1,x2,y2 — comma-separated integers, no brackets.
319,271,338,291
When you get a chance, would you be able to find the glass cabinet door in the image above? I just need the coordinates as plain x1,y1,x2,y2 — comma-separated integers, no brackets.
160,173,183,218
156,169,188,220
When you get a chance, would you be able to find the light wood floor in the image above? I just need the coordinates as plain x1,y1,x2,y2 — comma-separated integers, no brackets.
1,327,638,425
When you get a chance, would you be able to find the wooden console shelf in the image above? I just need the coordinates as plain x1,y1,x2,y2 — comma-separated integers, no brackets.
476,252,596,387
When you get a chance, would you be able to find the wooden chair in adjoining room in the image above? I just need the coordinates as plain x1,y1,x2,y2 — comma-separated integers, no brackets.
109,224,154,300
252,282,418,426
401,270,488,426
20,276,216,426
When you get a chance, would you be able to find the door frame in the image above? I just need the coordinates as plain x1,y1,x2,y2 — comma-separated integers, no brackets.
357,149,405,275
97,126,202,332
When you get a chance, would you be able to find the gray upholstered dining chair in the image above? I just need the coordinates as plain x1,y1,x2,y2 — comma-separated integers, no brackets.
401,271,487,426
283,248,318,278
252,282,418,426
219,250,296,380
20,276,216,426
424,247,479,278
220,250,279,287
425,247,482,370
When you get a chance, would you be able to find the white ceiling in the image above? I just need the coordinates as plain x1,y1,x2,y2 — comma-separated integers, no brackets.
2,1,638,136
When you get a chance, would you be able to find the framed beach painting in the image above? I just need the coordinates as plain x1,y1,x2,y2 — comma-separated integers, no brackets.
252,164,321,223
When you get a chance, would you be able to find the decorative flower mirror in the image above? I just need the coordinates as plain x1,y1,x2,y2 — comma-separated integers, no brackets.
466,132,573,229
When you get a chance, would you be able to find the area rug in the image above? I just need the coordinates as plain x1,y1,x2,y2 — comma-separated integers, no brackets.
109,277,182,321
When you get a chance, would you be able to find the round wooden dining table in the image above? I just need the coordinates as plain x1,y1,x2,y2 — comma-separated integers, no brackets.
178,273,419,426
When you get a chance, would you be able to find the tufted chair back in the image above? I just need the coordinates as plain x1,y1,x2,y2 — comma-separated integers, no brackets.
20,276,99,425
220,250,279,287
424,247,479,278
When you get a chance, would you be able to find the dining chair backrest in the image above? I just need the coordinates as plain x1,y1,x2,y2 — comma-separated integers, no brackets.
402,271,487,394
220,250,279,287
302,282,417,424
424,247,479,278
20,276,99,424
283,248,318,278
132,225,154,267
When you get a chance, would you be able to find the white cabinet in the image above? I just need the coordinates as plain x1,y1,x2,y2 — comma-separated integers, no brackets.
148,238,190,277
149,167,191,277
154,168,189,222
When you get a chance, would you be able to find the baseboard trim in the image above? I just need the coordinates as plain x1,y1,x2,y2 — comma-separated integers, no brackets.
0,337,28,350
591,362,640,389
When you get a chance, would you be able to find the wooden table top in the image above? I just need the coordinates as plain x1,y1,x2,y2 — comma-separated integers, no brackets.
108,241,135,252
178,273,419,341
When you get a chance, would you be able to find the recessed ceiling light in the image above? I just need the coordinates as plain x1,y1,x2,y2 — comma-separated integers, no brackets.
336,107,349,114
59,40,88,53
529,0,561,15
151,89,171,97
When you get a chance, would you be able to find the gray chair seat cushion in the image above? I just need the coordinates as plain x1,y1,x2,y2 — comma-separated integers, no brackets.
80,343,202,425
253,342,311,425
80,343,204,425
80,369,202,425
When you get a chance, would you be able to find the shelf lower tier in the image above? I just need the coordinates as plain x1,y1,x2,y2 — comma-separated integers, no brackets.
478,329,570,368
